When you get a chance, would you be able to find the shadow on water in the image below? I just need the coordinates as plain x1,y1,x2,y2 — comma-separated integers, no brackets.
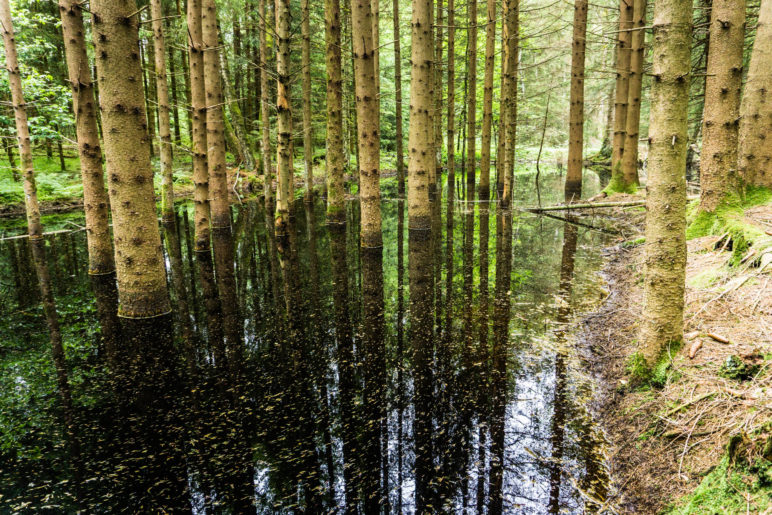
1,171,615,513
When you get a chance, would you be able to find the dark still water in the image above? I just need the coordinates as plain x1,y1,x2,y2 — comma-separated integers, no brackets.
0,173,617,513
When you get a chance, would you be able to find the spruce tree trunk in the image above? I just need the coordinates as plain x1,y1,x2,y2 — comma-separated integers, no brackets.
393,0,405,197
302,0,313,200
479,0,496,201
202,0,230,229
3,137,19,181
408,0,434,231
609,0,633,190
699,0,745,211
465,0,478,199
166,22,181,148
58,0,115,274
219,43,255,171
1,0,42,239
500,0,519,206
91,0,171,318
187,0,211,251
737,0,772,188
639,0,692,366
446,0,456,202
260,0,272,205
564,0,588,202
433,0,443,193
352,0,382,248
150,0,176,222
325,0,345,222
620,0,647,189
274,0,292,236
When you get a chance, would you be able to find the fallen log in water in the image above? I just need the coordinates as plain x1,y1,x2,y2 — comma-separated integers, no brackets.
525,200,647,212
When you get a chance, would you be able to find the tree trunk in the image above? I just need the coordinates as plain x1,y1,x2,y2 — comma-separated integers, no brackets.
1,0,42,239
479,0,496,201
187,0,211,252
275,0,292,236
620,0,647,189
408,0,433,232
500,0,519,207
698,0,745,211
393,0,405,198
465,0,478,200
202,0,230,229
326,0,345,222
219,40,255,171
166,20,181,149
564,0,588,202
58,0,115,274
639,0,691,367
302,0,313,200
260,0,272,204
150,0,176,222
352,0,382,248
91,0,171,318
140,36,156,158
446,0,456,203
433,0,443,192
737,0,772,188
609,0,633,190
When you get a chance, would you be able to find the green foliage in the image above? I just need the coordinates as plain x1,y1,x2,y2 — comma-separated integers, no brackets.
719,355,761,381
626,339,683,387
664,440,772,514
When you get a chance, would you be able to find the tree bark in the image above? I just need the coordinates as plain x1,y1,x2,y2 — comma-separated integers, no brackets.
446,0,456,203
187,0,211,251
150,0,176,222
202,0,230,229
260,0,272,205
91,0,171,318
352,0,382,248
699,0,745,211
564,0,588,202
326,0,345,222
433,0,443,192
219,40,255,171
620,0,647,189
302,0,313,200
393,0,405,198
58,0,115,274
465,0,478,200
500,0,519,207
408,0,434,231
737,0,772,188
1,0,42,239
479,0,496,201
609,0,633,190
639,0,691,366
275,0,292,236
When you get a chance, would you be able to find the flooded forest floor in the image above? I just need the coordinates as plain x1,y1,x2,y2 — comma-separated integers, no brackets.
583,193,772,514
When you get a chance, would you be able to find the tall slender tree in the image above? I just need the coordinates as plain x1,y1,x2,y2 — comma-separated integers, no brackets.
202,0,230,230
737,0,772,189
275,0,292,235
352,0,382,248
620,0,647,190
260,0,272,205
699,0,746,211
465,0,478,198
58,0,114,275
478,0,496,201
639,0,692,367
150,0,176,222
608,0,633,191
302,0,313,200
564,0,588,202
188,0,211,251
393,0,405,197
326,0,345,221
500,0,519,206
446,0,456,202
91,0,171,318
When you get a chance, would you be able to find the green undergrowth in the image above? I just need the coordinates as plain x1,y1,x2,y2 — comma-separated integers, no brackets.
626,339,684,388
663,431,772,514
686,187,772,265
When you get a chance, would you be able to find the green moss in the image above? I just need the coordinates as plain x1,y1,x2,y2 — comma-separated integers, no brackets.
663,446,772,514
687,187,772,241
627,339,683,387
602,161,638,195
622,236,646,248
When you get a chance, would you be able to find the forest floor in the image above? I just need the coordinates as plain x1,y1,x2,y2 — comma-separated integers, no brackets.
581,193,772,514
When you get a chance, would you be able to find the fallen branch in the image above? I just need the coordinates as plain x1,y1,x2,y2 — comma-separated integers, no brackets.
664,391,717,419
525,200,646,212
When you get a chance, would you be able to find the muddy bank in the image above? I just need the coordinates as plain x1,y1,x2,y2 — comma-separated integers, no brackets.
582,212,772,513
